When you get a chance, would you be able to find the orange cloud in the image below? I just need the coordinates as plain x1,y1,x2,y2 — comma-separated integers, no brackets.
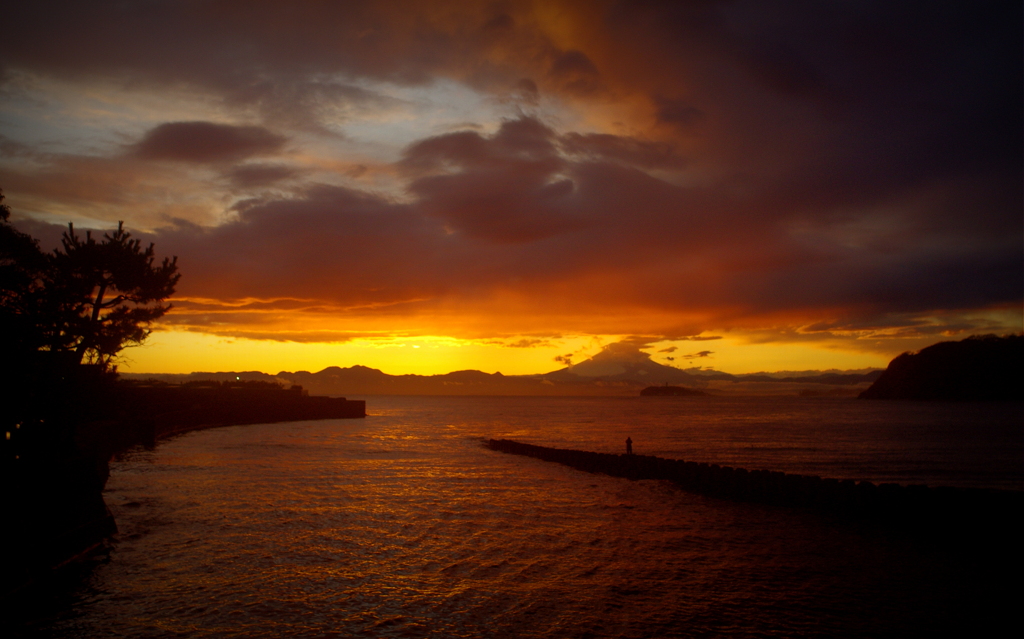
2,1,1020,371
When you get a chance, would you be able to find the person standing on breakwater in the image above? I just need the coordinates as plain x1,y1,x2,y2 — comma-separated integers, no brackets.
626,437,633,455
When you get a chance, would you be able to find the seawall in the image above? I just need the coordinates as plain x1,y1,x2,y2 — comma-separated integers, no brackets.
485,439,1022,535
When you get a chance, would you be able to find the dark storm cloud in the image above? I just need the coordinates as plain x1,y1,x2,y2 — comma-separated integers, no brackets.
610,0,1022,199
3,2,436,86
402,118,582,243
652,97,705,129
134,122,287,164
1,1,566,130
2,0,1021,340
401,116,738,249
547,49,603,95
150,184,451,308
9,106,1021,336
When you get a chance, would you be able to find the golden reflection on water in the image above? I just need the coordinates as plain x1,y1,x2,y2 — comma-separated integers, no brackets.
22,396,1022,637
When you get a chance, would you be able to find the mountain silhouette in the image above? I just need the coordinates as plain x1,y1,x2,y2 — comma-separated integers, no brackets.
120,342,881,396
541,341,700,385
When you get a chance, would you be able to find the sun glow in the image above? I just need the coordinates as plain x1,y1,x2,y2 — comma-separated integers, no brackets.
121,330,614,376
119,327,899,378
643,337,890,375
4,2,1018,384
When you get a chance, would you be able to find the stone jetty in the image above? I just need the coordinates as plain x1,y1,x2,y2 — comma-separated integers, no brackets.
485,439,1022,535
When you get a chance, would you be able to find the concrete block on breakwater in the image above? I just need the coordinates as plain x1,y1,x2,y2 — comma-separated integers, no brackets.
484,439,1023,534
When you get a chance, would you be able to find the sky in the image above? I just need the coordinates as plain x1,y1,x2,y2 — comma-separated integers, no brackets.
1,0,1021,375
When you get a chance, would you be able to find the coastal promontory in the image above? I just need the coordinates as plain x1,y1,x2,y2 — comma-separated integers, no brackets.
859,334,1023,401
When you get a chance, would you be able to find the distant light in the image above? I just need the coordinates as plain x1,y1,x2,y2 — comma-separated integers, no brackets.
236,376,240,380
413,345,420,349
5,432,9,440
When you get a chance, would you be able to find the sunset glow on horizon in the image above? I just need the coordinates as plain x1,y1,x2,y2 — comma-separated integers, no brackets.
125,328,933,377
3,1,1020,376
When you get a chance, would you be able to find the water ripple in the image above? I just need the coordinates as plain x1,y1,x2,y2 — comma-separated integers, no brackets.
14,396,1021,637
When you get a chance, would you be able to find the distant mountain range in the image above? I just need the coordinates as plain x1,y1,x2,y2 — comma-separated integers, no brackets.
123,347,883,397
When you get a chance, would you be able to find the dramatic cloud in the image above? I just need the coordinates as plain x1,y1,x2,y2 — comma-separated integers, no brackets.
1,0,1020,371
134,122,287,164
403,118,583,243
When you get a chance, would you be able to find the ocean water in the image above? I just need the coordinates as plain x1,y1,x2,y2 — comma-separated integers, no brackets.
12,396,1023,637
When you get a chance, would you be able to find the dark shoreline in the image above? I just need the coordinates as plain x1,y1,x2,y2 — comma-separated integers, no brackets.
117,383,366,443
2,384,365,598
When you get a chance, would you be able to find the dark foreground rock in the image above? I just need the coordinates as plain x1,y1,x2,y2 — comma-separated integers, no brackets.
859,334,1023,401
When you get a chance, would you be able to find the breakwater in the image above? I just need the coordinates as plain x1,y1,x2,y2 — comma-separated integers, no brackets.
485,439,1023,535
